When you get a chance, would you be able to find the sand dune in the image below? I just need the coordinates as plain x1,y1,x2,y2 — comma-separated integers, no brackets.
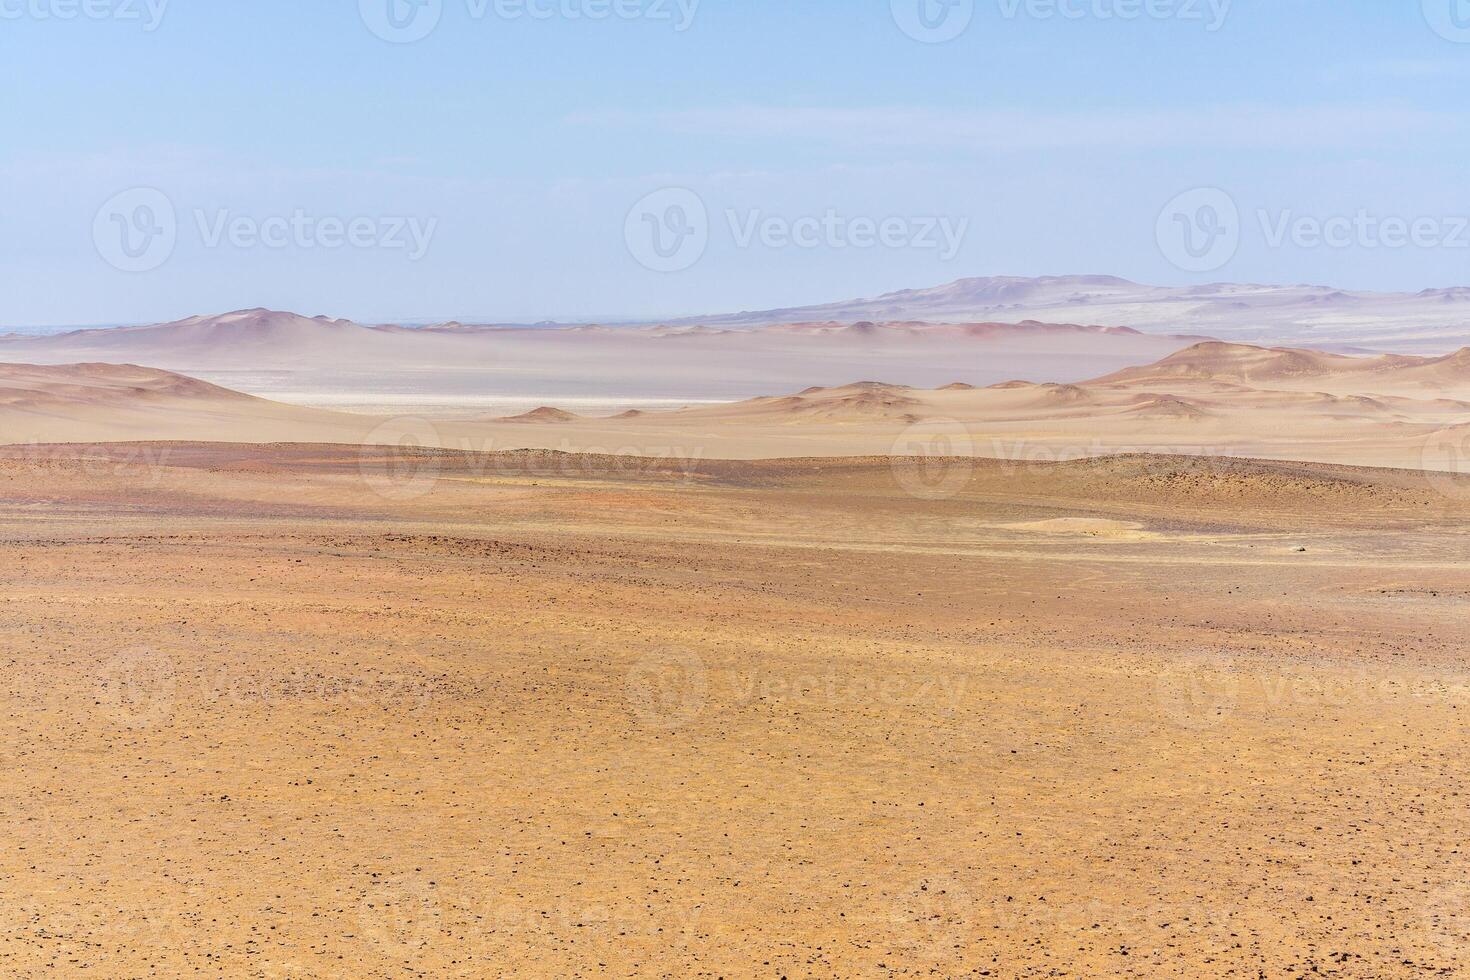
1092,340,1470,398
501,406,580,423
5,344,1470,472
734,382,926,423
1124,394,1215,420
1093,341,1376,385
0,362,250,406
0,361,367,446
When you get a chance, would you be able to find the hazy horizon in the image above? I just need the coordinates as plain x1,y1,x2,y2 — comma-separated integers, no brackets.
11,267,1470,334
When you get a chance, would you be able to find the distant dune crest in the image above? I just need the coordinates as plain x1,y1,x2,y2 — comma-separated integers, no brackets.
5,338,1470,472
0,361,256,405
1093,340,1470,389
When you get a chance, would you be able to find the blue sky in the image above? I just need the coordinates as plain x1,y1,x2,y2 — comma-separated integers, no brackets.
3,0,1469,326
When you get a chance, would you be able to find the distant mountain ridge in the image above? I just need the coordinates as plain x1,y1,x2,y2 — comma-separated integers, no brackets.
14,306,1177,350
663,275,1470,353
13,273,1470,354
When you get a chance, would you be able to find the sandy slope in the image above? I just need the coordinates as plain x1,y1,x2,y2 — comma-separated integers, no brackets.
1,445,1468,977
9,345,1470,472
1094,341,1470,396
0,362,371,445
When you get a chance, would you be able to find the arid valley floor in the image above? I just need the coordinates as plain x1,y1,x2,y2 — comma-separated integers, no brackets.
2,443,1469,977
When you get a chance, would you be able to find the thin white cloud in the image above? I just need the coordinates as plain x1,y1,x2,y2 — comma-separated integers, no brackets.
1318,59,1470,83
566,103,1462,151
1358,59,1470,78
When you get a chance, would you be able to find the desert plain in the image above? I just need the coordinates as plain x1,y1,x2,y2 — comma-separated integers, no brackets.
3,438,1470,978
6,290,1470,977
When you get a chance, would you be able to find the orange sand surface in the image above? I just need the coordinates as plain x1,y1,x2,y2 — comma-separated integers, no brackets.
2,444,1469,977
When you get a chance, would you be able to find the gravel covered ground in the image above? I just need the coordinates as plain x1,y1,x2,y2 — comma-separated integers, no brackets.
2,444,1469,978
